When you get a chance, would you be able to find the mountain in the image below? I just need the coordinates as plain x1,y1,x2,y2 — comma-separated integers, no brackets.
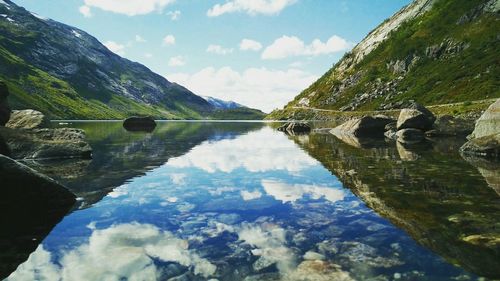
0,0,263,120
203,96,244,110
269,0,499,119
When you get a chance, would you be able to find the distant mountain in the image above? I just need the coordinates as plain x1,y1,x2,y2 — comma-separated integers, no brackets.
203,96,244,110
0,0,263,120
269,0,499,119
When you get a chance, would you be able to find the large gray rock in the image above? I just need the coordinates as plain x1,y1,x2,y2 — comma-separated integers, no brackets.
0,154,75,279
396,128,425,144
460,133,500,159
469,99,499,139
331,115,394,137
460,99,500,159
0,127,92,160
6,109,50,129
425,115,474,137
0,81,10,126
396,103,436,131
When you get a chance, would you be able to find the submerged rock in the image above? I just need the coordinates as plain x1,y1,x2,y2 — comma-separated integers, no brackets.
277,122,311,134
6,110,50,129
123,116,157,132
0,127,92,160
331,116,394,137
396,103,436,131
0,81,10,126
0,154,75,279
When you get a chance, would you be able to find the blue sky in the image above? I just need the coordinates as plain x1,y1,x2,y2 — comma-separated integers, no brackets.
13,0,410,112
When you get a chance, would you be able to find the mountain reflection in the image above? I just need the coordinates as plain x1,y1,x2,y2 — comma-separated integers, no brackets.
288,131,500,279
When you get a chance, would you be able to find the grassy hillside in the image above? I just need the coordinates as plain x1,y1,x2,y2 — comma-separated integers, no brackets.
269,0,500,119
0,0,264,120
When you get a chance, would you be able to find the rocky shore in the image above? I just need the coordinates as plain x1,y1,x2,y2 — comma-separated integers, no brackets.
280,99,499,161
0,81,92,278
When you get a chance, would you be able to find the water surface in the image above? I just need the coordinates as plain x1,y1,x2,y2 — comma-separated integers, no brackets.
5,122,500,281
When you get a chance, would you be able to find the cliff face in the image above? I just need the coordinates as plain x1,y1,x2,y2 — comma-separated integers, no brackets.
335,0,436,77
270,0,500,119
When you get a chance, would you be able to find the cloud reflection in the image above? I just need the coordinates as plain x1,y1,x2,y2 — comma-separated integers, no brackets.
262,180,345,203
166,127,317,173
7,223,216,281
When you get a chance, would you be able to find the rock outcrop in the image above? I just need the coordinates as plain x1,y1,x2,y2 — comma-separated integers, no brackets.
0,154,75,279
331,115,395,137
0,81,10,126
123,116,157,132
6,110,50,129
0,127,92,160
460,99,500,159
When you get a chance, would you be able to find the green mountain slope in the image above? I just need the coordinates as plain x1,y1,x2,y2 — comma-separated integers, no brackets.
0,0,264,120
269,0,500,119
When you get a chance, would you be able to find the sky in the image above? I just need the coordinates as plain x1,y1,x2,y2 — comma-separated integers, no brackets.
13,0,411,112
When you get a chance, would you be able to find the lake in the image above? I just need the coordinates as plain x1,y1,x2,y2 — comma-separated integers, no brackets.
4,121,500,281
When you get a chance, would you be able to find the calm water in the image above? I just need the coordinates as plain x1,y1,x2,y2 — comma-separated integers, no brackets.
5,121,500,281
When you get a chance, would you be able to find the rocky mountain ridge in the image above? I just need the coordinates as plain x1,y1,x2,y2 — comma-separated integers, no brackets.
269,0,500,119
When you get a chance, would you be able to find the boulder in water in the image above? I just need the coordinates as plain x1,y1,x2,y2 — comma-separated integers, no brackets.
0,127,92,160
331,115,394,137
396,102,436,131
460,99,500,159
123,116,157,132
277,122,311,134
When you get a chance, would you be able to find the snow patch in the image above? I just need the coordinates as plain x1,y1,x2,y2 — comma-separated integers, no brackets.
31,12,47,20
72,30,82,38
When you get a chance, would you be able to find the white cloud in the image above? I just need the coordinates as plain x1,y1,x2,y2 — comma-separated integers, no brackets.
241,190,262,201
239,39,263,51
79,5,92,17
168,56,185,67
167,10,181,20
162,34,176,46
103,41,125,56
206,44,234,55
166,127,318,173
81,0,175,16
262,35,353,60
144,53,153,58
207,0,297,17
261,179,345,203
167,66,317,112
135,35,147,42
8,223,216,280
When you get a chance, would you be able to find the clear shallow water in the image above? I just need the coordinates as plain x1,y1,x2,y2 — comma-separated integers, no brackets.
5,122,500,281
